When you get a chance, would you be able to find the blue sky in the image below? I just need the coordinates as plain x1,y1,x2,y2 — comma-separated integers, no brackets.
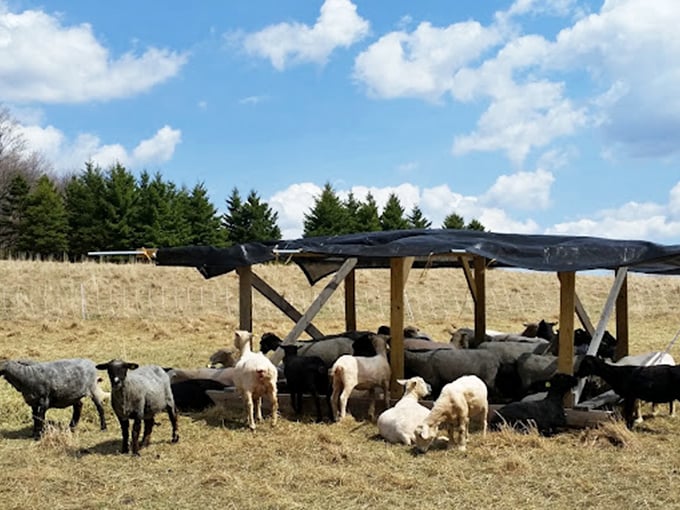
1,0,680,241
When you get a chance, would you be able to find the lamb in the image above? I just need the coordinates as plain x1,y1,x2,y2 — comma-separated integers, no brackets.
413,375,488,453
280,344,331,422
576,355,680,429
0,358,107,439
377,376,431,445
232,330,279,430
96,359,179,455
403,348,500,399
330,333,391,421
490,373,577,436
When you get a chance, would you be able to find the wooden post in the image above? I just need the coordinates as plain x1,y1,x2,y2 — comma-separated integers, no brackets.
558,271,576,407
615,269,629,361
236,266,252,333
473,256,486,346
344,269,356,333
390,257,407,396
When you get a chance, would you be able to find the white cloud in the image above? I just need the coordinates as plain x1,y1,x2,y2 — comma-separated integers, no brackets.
482,169,554,210
239,95,269,105
268,182,323,239
0,6,188,103
242,0,369,70
17,123,181,174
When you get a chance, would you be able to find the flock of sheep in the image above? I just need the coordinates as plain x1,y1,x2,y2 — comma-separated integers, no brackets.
1,320,679,456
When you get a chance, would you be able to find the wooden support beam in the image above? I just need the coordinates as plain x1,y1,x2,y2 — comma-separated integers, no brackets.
250,271,323,339
271,258,359,365
344,269,356,333
236,266,252,333
558,271,576,407
473,256,486,347
390,257,408,396
615,271,629,361
574,293,595,334
459,256,477,303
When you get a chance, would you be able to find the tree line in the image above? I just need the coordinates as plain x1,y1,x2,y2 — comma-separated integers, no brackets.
0,106,484,259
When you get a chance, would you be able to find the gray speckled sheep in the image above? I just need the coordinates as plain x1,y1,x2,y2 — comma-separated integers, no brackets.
96,359,179,455
0,358,107,439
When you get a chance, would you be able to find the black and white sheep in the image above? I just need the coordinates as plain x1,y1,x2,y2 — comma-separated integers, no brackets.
280,344,331,422
0,358,107,439
96,359,179,455
413,375,488,452
490,373,577,436
576,355,680,429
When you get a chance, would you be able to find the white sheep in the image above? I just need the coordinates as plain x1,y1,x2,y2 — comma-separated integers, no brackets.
232,330,279,430
414,375,488,452
377,376,431,445
330,333,391,422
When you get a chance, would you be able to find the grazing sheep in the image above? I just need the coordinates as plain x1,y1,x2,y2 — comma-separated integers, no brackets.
96,360,179,455
576,355,680,429
0,358,107,439
490,373,577,436
404,348,500,399
280,344,331,422
414,375,488,453
171,379,229,412
330,333,391,422
232,330,279,430
377,376,431,445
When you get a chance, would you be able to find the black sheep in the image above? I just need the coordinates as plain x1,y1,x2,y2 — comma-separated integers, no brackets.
576,355,680,429
490,373,577,436
280,345,332,422
171,379,228,412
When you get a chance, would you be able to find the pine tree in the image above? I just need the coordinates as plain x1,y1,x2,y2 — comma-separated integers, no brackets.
64,162,107,257
303,182,351,237
101,163,138,250
183,182,225,246
16,175,69,257
133,171,188,248
0,173,30,252
344,192,362,233
407,205,432,229
355,192,381,233
466,218,486,231
223,188,280,244
380,193,409,231
442,212,465,229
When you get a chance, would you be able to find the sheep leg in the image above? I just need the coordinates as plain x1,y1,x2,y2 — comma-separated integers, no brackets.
670,401,676,418
118,417,130,454
312,389,323,423
141,418,154,448
244,391,256,430
167,405,180,443
131,418,142,455
331,382,342,421
367,388,376,422
92,396,107,430
31,404,46,439
338,388,351,420
458,417,469,452
623,398,637,429
269,388,278,427
255,396,264,422
69,400,83,430
480,406,488,437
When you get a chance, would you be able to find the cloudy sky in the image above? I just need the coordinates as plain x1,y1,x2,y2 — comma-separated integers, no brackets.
1,0,680,241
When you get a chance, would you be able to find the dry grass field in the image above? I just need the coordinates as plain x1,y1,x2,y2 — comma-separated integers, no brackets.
1,259,680,509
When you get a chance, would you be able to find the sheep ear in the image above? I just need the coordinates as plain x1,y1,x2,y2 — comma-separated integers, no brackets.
396,379,407,386
95,362,109,370
125,362,140,371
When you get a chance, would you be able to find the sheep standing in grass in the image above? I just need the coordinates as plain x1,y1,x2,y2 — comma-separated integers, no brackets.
96,359,179,455
0,358,107,439
281,344,331,422
232,330,279,430
330,333,391,422
414,375,488,453
377,376,431,445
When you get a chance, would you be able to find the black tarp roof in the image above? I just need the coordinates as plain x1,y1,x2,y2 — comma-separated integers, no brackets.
155,229,680,284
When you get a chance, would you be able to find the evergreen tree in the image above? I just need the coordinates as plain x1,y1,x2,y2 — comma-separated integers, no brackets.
0,173,30,252
442,212,465,229
343,192,362,233
223,188,280,244
133,171,188,248
101,163,138,250
407,205,432,229
16,175,68,257
380,193,409,231
303,182,351,237
183,182,225,246
466,218,486,231
64,162,107,257
355,192,381,233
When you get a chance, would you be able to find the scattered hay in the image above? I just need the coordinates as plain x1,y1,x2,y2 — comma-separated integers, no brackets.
39,423,77,453
579,420,639,449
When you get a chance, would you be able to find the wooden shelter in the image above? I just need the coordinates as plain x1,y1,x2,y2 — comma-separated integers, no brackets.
155,229,680,414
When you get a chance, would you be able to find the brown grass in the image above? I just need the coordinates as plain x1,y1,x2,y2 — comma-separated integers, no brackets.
1,260,680,509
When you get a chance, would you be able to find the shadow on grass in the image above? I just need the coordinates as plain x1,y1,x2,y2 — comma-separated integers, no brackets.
0,426,34,440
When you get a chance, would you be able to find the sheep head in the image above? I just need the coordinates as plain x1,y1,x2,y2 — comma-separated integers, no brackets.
398,376,431,399
413,423,437,453
96,359,139,390
233,330,253,354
